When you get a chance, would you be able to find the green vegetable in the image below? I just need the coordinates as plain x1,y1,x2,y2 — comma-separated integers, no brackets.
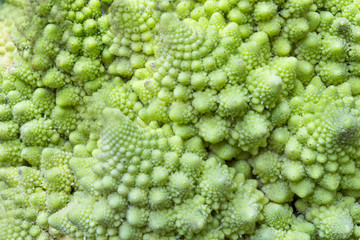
2,0,360,239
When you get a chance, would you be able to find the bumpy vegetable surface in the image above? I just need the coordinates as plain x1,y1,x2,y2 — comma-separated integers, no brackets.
2,0,360,239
